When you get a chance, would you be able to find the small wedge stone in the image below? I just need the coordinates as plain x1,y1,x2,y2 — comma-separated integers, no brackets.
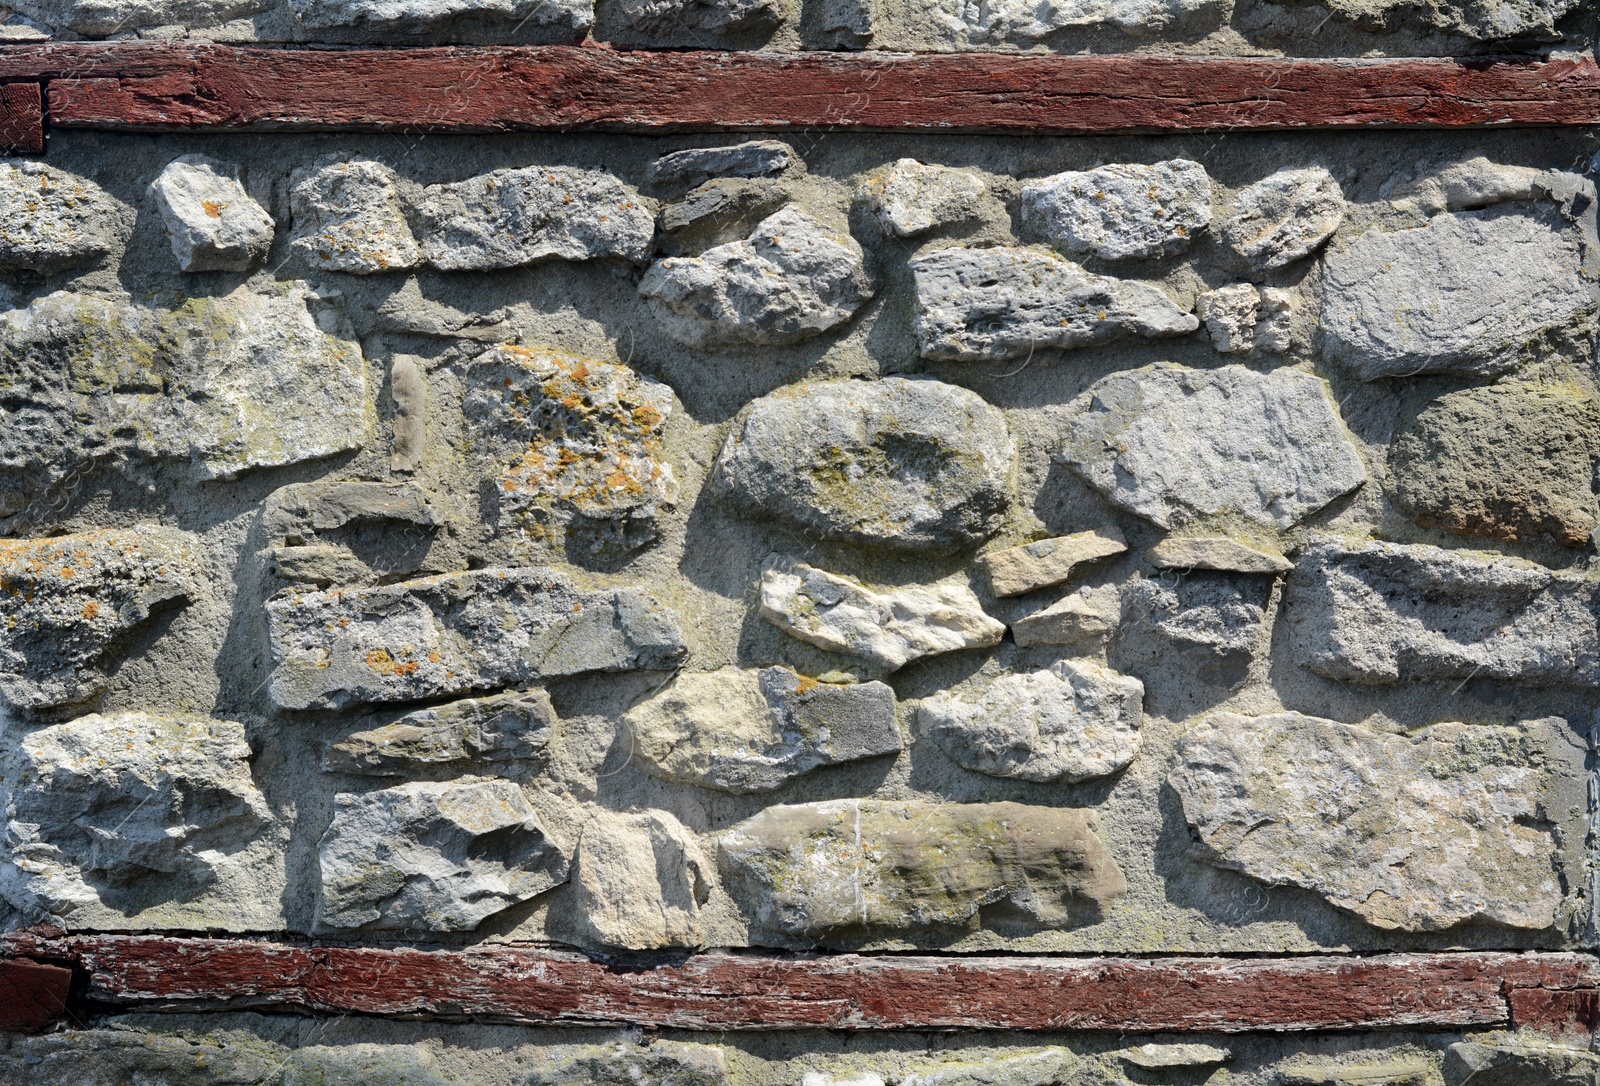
979,528,1127,597
1149,537,1292,574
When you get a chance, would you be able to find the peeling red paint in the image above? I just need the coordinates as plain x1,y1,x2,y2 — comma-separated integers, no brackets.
0,83,44,155
0,957,71,1033
1508,986,1600,1038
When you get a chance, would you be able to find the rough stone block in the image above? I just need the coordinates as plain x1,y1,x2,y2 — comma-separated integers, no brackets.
659,176,791,254
290,158,421,275
901,1048,1078,1086
617,0,784,31
1010,586,1120,649
978,528,1127,597
290,0,593,30
571,809,712,949
930,0,1227,44
647,141,794,191
322,688,555,775
1020,159,1212,261
10,0,268,35
1219,166,1344,270
1118,573,1269,688
858,159,986,238
1443,1039,1600,1086
150,154,274,273
1148,536,1292,574
530,1042,727,1086
0,159,129,273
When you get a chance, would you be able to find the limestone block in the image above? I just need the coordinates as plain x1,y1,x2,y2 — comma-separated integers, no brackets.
1279,1060,1430,1085
639,207,874,348
277,1045,462,1086
1059,363,1365,530
659,177,790,253
571,809,712,949
1118,573,1269,688
1119,1044,1230,1071
1010,586,1120,649
1322,211,1595,381
718,799,1125,936
322,689,555,775
267,567,688,711
1219,166,1344,270
1020,159,1212,261
1443,1039,1600,1086
932,0,1227,45
530,1042,728,1086
8,0,267,35
0,159,129,273
271,543,371,587
1148,537,1292,574
391,355,427,473
415,166,654,270
290,159,421,275
759,557,1005,671
858,159,986,237
910,246,1198,362
625,666,902,793
617,0,784,31
150,154,274,273
1170,712,1581,931
647,141,795,191
901,1048,1078,1086
715,377,1013,553
262,479,441,543
1286,537,1600,687
918,660,1144,782
0,527,204,710
978,527,1127,597
0,1026,283,1085
1256,286,1293,351
1388,155,1550,215
1279,0,1580,41
315,778,569,932
1195,283,1263,353
290,0,592,30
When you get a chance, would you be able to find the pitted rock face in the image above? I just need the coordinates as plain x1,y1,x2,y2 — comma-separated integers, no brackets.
1279,0,1582,40
0,160,129,274
322,688,556,775
1116,573,1271,689
1020,160,1212,261
625,666,902,792
290,158,421,274
910,246,1198,362
901,1048,1079,1086
859,159,987,238
715,378,1013,553
659,177,791,254
1219,166,1345,270
290,0,593,29
530,1042,728,1086
932,0,1226,43
647,141,795,191
1322,210,1596,381
8,0,270,34
718,799,1126,937
1059,363,1366,530
1170,712,1580,931
1443,1040,1600,1086
617,0,783,31
918,660,1144,783
0,528,204,711
571,809,712,949
150,155,275,273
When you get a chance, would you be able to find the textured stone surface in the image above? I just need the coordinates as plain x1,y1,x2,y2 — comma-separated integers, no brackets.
0,527,204,710
0,1025,283,1085
290,158,421,275
918,660,1144,783
415,166,653,270
1443,1039,1600,1086
715,378,1013,553
1059,363,1365,530
1322,211,1595,381
1195,283,1261,353
639,208,873,348
1388,155,1551,215
1219,166,1344,270
647,141,794,191
291,0,592,30
8,0,269,35
859,159,986,237
1120,1044,1230,1070
935,0,1226,45
617,0,783,31
267,568,688,711
1389,382,1600,548
571,808,712,949
530,1042,727,1086
1010,586,1120,649
1020,160,1212,261
315,778,569,932
1287,537,1600,687
1302,0,1581,40
1119,573,1269,688
150,155,274,273
0,159,128,274
1170,712,1580,931
1280,1060,1429,1085
1148,536,1293,573
979,528,1127,597
322,689,555,775
1256,286,1294,352
901,1048,1078,1086
659,177,790,254
759,558,1005,671
275,1044,463,1086
719,800,1125,936
910,246,1198,362
626,667,901,793
262,479,440,544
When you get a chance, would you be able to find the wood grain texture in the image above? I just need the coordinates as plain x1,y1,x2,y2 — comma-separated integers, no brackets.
0,45,1591,134
1509,986,1600,1038
0,83,45,155
0,957,72,1033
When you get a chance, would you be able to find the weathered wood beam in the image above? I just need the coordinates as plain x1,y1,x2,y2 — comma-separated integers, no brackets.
0,46,1593,135
0,82,44,154
0,957,72,1032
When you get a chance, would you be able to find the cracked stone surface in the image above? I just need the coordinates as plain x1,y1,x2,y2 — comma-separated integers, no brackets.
0,159,129,274
1219,166,1345,270
1117,573,1270,689
322,689,555,775
290,158,421,274
571,808,712,949
647,141,795,191
151,155,275,273
1020,160,1212,261
930,0,1227,44
859,159,987,237
530,1042,728,1086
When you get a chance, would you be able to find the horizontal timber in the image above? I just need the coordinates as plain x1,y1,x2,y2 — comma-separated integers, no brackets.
3,935,1598,1033
0,45,1594,135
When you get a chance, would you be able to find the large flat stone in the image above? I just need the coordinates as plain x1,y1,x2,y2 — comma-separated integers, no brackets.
0,159,129,273
1020,159,1212,261
9,0,269,35
1443,1040,1600,1086
571,808,712,950
290,0,592,30
1170,712,1582,931
1290,0,1581,41
927,0,1226,43
530,1042,727,1086
322,689,555,775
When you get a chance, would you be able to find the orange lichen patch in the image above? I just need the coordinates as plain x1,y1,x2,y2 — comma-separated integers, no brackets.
428,651,441,663
81,602,99,619
795,673,821,694
202,199,226,218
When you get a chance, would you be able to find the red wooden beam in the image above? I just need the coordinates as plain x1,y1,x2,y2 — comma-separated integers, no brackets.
0,957,72,1033
4,935,1597,1033
0,83,44,154
0,45,1591,135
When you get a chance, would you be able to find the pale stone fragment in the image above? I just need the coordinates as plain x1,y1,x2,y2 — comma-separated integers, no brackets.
150,154,274,273
1282,0,1580,42
322,689,555,775
391,355,427,473
919,660,1144,783
278,1045,462,1086
1219,166,1344,270
267,568,688,711
1195,283,1259,353
617,0,783,30
759,558,1005,671
716,377,1013,553
1389,155,1548,215
0,527,203,710
1149,536,1293,574
1256,286,1293,352
647,141,795,190
659,177,790,253
1020,160,1212,261
530,1042,728,1086
859,159,987,238
1010,586,1120,649
1119,1044,1231,1071
719,799,1125,936
804,1075,884,1086
8,0,267,35
639,207,874,348
290,0,592,29
315,778,569,932
0,1026,283,1085
1170,712,1579,931
262,479,440,543
1443,1039,1600,1086
1279,1060,1430,1086
1059,363,1365,530
290,158,421,275
901,1048,1078,1086
932,0,1226,41
571,809,712,950
910,246,1198,362
0,159,128,273
978,527,1127,597
1322,211,1595,381
1118,574,1269,689
270,543,370,587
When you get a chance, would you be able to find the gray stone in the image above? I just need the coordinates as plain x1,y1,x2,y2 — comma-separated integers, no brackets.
8,0,267,35
901,1048,1078,1086
1117,573,1269,689
1219,166,1344,270
322,689,555,775
1388,155,1550,215
1195,283,1261,353
616,0,783,31
639,207,874,348
1020,160,1212,261
290,0,592,29
918,660,1144,783
267,567,688,711
270,543,370,588
1170,712,1579,931
804,1075,884,1086
659,177,791,254
1119,1044,1230,1071
715,377,1013,553
529,1042,727,1086
0,159,128,274
0,1026,282,1086
571,808,712,949
1443,1040,1600,1086
1286,537,1600,687
415,166,654,271
1148,536,1293,574
1059,363,1366,530
391,355,427,473
935,0,1226,43
647,141,795,191
315,778,569,932
1010,586,1120,649
910,246,1198,363
1256,286,1293,352
150,155,274,273
718,799,1126,936
1279,1060,1430,1086
1388,382,1600,548
262,479,440,543
1292,0,1580,42
759,557,1005,671
0,527,204,710
625,667,902,793
1322,211,1595,381
276,1044,462,1086
290,159,421,275
978,528,1127,597
806,0,875,49
859,159,987,238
